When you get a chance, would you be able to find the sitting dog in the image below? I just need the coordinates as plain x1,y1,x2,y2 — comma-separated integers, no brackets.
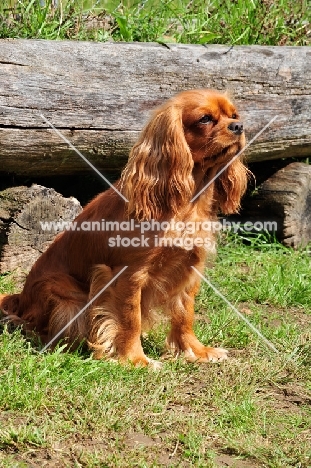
0,89,247,368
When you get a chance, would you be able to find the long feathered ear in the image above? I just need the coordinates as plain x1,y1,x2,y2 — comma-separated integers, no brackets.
120,104,194,220
214,158,249,214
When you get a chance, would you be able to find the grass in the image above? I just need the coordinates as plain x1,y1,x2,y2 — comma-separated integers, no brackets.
0,2,310,465
0,0,310,45
0,233,310,467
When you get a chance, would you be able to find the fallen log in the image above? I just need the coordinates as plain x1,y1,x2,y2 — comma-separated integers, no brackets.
237,162,311,248
0,40,311,176
0,185,82,281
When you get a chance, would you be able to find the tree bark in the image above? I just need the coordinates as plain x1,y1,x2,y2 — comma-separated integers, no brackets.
0,40,310,176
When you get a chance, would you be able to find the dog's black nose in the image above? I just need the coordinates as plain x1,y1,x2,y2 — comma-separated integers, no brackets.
228,121,244,135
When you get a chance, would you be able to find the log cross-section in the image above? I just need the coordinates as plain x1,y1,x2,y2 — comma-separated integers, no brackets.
0,39,311,176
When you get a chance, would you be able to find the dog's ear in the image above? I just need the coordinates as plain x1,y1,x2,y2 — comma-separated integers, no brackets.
120,104,194,220
214,158,248,214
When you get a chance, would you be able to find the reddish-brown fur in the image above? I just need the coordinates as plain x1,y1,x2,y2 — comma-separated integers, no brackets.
0,89,248,368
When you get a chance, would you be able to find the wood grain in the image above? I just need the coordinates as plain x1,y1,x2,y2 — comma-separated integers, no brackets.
1,40,311,176
0,184,82,279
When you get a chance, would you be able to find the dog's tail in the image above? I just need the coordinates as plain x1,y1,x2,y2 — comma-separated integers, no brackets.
0,293,23,325
0,294,7,304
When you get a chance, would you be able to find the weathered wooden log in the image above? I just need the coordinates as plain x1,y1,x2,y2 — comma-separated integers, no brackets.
0,40,311,176
0,185,82,280
238,162,311,248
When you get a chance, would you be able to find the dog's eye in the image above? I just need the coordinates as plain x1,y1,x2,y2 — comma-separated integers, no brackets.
199,114,213,124
232,113,237,119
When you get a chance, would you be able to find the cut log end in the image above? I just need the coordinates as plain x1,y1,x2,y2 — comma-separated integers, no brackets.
0,184,82,285
240,162,311,248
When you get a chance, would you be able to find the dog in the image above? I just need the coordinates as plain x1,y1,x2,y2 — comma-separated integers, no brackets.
0,89,248,368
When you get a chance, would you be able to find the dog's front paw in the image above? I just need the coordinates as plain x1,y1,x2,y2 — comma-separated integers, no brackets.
129,355,163,370
184,346,228,363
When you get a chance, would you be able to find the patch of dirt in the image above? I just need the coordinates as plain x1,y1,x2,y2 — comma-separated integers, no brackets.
215,453,260,467
194,312,211,324
125,432,160,448
259,384,311,412
124,433,187,466
0,411,28,427
0,433,109,468
257,304,310,329
7,449,66,468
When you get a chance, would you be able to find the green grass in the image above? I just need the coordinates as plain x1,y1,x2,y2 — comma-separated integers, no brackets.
0,274,16,295
0,0,310,45
1,234,310,467
1,2,310,466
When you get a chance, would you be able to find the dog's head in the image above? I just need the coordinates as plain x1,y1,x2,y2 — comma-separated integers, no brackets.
121,89,248,220
178,89,245,163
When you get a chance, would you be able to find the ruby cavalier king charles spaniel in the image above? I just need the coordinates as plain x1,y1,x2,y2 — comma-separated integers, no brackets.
0,89,248,369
